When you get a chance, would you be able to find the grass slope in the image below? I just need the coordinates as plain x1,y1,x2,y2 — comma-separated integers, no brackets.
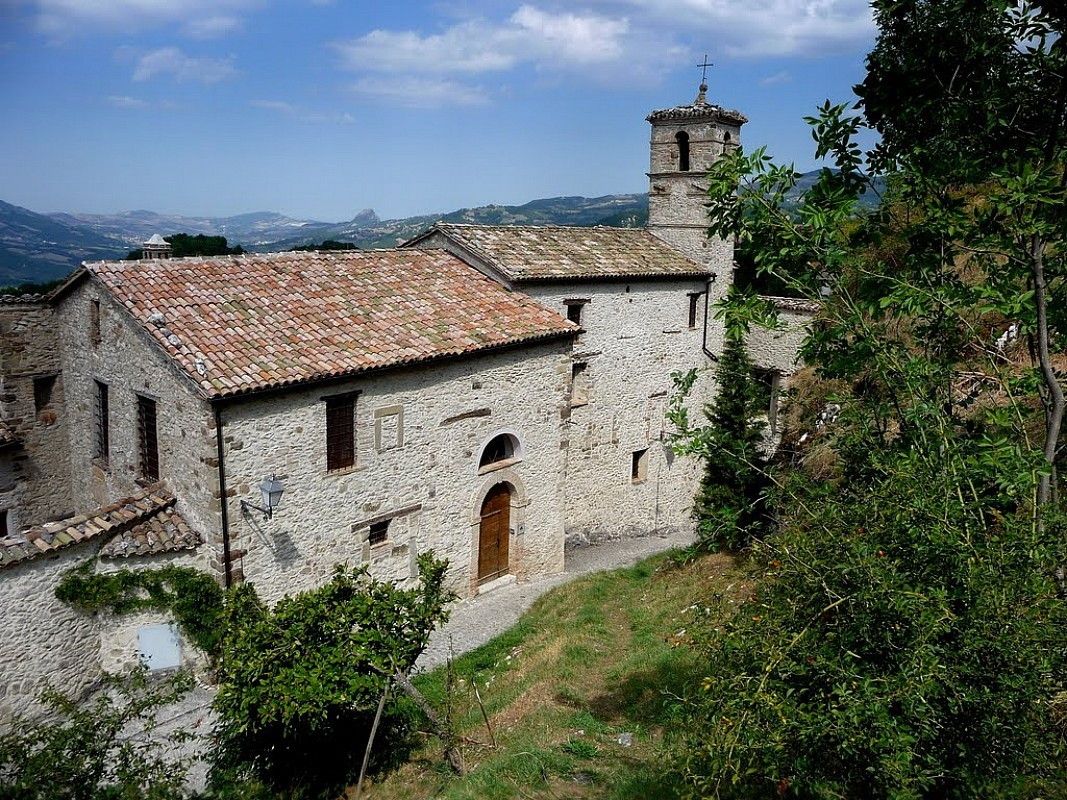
360,551,748,800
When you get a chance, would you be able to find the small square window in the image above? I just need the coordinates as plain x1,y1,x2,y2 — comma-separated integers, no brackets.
368,519,390,546
631,448,649,483
33,375,56,413
564,299,588,326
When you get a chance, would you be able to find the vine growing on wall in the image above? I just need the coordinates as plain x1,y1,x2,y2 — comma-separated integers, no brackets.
55,563,226,657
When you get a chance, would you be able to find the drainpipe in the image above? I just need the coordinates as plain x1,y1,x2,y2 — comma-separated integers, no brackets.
702,279,719,363
213,403,233,588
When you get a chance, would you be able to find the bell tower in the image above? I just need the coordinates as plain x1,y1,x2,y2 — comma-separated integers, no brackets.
646,71,747,296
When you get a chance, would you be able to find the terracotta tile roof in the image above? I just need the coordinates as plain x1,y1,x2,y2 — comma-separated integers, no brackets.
646,102,747,126
82,250,577,399
411,224,709,282
0,484,201,569
98,505,201,559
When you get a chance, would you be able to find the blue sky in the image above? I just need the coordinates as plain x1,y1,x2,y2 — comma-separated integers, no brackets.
0,0,876,221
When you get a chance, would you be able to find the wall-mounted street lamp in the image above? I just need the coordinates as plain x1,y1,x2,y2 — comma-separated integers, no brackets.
240,474,285,520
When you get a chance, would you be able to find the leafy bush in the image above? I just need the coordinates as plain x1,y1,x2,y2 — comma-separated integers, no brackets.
209,554,454,798
0,667,195,800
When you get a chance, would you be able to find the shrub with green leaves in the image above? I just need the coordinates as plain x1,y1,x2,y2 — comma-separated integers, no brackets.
209,554,454,798
0,667,195,800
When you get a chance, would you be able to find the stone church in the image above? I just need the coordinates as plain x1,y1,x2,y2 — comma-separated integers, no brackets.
0,82,814,718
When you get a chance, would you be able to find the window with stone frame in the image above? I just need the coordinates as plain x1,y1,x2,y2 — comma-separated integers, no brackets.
136,394,159,482
94,380,109,466
631,448,649,483
325,393,356,471
688,292,702,329
33,374,56,413
368,519,390,546
564,299,588,326
676,131,691,171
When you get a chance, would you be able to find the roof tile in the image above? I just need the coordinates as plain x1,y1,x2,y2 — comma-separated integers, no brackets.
83,250,577,399
416,224,709,282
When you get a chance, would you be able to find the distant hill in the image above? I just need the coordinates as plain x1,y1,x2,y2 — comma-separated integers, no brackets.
0,200,126,285
0,170,882,287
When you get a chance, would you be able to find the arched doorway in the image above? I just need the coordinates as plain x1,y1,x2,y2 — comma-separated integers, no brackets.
478,483,511,584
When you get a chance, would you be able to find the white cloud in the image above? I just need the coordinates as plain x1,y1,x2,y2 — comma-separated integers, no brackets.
33,0,256,38
759,69,792,85
333,4,681,106
593,0,874,57
250,98,357,123
132,47,236,83
350,77,490,109
185,14,242,38
106,94,147,108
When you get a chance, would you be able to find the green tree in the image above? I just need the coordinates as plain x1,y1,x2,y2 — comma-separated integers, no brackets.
677,1,1067,795
289,240,358,252
209,555,453,798
670,292,774,552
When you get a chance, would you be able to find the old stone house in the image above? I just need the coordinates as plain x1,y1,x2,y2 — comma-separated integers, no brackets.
0,82,815,719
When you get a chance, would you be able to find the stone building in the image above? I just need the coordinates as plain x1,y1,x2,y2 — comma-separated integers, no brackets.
0,82,816,719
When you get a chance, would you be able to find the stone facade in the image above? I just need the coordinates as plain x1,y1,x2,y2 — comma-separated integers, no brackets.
0,298,74,528
218,340,571,603
526,280,714,542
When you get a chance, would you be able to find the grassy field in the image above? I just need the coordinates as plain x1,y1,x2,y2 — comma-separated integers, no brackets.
358,550,749,800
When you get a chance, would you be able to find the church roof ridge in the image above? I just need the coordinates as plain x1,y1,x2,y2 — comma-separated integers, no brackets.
646,103,747,125
414,223,709,283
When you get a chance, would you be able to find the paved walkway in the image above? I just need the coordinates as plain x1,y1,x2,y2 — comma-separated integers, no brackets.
417,529,694,670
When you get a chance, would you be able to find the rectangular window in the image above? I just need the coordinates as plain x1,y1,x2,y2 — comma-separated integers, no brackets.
94,381,109,465
326,394,356,471
0,509,8,538
753,368,780,433
688,293,702,329
571,362,589,407
631,448,649,483
33,375,56,413
368,519,390,546
564,299,588,326
90,299,101,345
136,394,159,482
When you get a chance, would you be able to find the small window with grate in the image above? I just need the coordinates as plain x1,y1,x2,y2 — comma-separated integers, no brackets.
368,519,390,546
136,394,159,482
94,380,109,466
326,393,356,471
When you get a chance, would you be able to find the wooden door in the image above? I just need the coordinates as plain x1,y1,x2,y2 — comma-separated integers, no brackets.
478,484,511,584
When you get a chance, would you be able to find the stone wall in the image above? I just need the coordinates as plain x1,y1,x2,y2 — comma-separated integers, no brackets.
746,302,816,375
217,340,572,603
0,547,102,720
526,279,716,543
53,279,223,565
0,300,73,526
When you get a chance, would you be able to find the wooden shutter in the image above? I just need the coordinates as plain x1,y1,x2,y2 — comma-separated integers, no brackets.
326,395,355,471
137,395,159,481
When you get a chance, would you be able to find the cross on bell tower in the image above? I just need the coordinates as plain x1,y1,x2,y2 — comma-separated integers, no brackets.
695,54,713,105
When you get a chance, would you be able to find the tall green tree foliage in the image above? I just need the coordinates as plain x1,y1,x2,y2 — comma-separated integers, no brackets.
679,1,1067,795
671,293,773,552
